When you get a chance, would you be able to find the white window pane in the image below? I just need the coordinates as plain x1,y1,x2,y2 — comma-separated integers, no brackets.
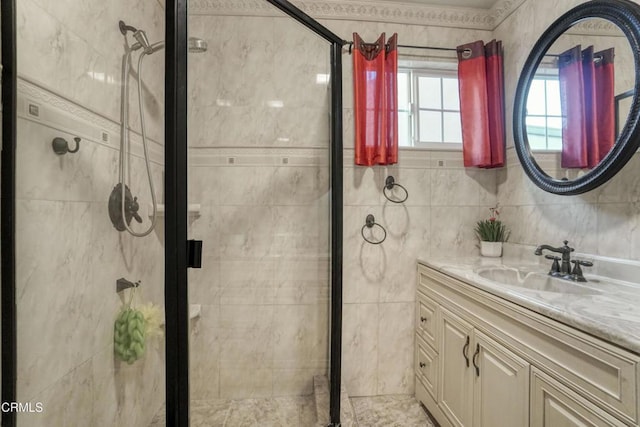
547,134,563,151
547,117,562,141
418,76,441,109
443,112,462,143
398,72,410,110
546,79,561,116
398,112,412,147
527,80,547,115
442,78,460,110
419,111,442,142
528,133,548,150
526,116,547,148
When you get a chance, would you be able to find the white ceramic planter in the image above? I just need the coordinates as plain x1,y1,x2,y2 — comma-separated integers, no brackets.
480,241,503,257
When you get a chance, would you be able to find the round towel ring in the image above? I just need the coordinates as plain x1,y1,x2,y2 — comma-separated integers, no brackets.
361,214,387,245
383,176,408,203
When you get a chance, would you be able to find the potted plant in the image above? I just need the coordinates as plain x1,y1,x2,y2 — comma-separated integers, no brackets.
475,205,510,257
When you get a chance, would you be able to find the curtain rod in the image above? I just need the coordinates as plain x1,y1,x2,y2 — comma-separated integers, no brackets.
344,40,460,54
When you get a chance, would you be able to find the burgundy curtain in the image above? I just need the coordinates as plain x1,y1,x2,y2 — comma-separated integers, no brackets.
559,45,615,168
559,46,587,168
353,32,398,166
594,48,615,162
457,40,505,168
582,46,599,168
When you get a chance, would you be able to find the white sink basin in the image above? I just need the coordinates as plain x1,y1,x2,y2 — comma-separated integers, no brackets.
475,267,600,295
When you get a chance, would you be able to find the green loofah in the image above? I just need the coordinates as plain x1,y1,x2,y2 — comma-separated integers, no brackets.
114,307,146,364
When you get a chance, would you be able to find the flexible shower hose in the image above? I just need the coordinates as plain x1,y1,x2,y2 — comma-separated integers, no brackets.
119,49,158,237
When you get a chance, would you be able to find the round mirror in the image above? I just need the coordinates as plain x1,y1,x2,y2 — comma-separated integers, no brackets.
513,0,640,195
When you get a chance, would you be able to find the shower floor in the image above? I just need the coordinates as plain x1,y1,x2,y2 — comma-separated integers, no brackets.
149,396,316,427
148,394,433,427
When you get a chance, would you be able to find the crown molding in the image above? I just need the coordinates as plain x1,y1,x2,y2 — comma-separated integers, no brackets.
189,0,526,31
568,19,625,37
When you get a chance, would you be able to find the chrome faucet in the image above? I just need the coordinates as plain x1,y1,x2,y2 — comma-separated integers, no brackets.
534,240,593,282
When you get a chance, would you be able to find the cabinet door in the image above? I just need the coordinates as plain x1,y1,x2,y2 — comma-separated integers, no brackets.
439,307,474,427
472,331,530,427
531,368,626,427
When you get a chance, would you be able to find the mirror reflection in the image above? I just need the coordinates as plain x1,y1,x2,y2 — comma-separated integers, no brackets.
525,18,634,180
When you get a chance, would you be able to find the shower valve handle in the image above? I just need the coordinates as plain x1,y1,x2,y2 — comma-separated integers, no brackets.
129,197,143,223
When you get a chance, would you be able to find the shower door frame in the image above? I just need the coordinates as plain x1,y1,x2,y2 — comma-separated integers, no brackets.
1,0,17,426
165,1,345,426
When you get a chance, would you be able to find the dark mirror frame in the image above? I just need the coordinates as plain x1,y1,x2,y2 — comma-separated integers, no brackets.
513,0,640,195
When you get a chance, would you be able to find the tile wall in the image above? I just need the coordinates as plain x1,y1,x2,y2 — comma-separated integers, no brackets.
15,0,166,425
323,19,498,397
14,0,640,423
186,8,498,399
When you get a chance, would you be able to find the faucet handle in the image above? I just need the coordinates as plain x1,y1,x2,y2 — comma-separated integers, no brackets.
570,259,592,282
544,255,561,275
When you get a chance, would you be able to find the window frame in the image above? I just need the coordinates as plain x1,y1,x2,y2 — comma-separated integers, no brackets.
398,65,463,150
526,73,563,152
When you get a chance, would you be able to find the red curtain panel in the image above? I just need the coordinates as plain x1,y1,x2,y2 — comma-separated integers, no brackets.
594,47,615,162
582,46,600,168
559,45,588,169
352,32,398,166
485,40,505,168
457,40,505,168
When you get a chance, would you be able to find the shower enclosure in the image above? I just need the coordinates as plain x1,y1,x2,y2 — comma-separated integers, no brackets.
1,0,343,425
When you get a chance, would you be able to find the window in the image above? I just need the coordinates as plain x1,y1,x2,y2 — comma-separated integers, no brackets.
398,64,462,148
526,73,562,151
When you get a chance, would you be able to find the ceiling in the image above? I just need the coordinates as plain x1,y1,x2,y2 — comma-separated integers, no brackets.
343,0,500,9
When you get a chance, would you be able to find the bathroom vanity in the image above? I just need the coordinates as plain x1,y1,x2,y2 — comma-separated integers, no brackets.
415,257,640,427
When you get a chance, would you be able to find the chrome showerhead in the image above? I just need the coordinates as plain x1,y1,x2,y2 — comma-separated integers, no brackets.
188,37,208,53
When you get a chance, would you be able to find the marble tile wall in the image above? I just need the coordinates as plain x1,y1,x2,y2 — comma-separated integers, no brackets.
15,0,165,425
321,19,498,397
186,14,332,400
494,0,640,262
187,10,499,401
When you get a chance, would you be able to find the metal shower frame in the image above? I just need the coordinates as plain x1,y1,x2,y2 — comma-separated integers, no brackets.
1,0,343,426
165,1,344,425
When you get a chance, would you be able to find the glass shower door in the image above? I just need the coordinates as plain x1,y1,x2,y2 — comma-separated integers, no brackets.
13,0,167,425
186,2,334,424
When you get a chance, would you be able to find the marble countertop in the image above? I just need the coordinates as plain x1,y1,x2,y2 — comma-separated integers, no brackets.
417,254,640,355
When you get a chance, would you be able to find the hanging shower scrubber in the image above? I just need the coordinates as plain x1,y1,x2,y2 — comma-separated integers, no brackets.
138,303,163,338
114,287,147,364
114,307,146,364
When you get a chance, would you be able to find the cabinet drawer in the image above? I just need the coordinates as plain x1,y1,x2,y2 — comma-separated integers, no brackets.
416,291,438,348
416,334,438,401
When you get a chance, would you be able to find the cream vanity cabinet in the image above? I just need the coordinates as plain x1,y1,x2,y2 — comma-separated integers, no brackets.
415,263,640,427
